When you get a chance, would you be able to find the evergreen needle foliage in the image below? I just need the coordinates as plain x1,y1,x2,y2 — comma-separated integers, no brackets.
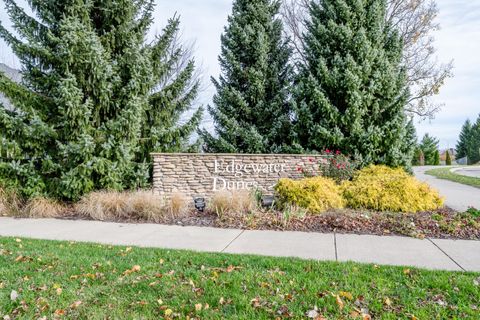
0,0,203,200
456,119,472,160
456,115,480,164
445,150,452,166
419,133,439,165
294,0,414,167
200,0,297,153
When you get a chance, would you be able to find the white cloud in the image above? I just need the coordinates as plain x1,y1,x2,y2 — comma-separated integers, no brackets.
416,0,480,148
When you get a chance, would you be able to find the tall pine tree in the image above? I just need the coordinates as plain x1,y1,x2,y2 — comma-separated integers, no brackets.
456,119,472,159
0,0,202,200
468,115,480,164
294,0,412,167
200,0,296,153
419,133,439,165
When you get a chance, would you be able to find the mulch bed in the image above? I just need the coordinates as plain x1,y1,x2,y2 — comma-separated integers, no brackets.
55,207,480,241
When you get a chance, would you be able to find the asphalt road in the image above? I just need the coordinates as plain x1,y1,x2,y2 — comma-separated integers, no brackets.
454,167,480,178
413,166,480,212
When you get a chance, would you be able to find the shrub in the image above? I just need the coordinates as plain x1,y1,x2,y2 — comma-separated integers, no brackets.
275,177,345,214
209,190,258,217
23,197,65,218
75,190,186,222
465,207,480,218
300,150,358,182
342,165,444,213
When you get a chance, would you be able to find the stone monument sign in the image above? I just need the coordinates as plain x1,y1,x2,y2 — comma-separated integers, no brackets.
152,153,326,198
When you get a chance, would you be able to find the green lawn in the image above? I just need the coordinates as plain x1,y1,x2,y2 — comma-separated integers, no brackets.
0,238,479,319
426,167,480,189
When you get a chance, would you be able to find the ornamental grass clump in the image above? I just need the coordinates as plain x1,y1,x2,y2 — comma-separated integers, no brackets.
0,187,23,216
24,197,65,218
275,177,345,214
75,190,185,222
209,190,258,217
342,165,444,213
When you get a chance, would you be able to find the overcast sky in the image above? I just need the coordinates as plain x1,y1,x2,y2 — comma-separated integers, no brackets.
1,0,479,149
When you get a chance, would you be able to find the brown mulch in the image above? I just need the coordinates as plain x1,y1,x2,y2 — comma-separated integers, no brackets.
52,207,480,241
211,208,480,240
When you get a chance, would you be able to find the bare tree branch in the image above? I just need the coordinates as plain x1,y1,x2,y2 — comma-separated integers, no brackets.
281,0,454,119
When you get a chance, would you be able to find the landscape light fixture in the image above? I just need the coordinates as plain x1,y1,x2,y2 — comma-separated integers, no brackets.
194,197,206,212
261,195,275,208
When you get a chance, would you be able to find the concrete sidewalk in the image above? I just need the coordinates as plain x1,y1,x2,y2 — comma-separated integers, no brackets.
0,217,478,272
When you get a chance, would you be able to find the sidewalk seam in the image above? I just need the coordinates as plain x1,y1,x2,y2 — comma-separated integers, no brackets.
427,238,466,272
221,230,245,253
334,232,338,261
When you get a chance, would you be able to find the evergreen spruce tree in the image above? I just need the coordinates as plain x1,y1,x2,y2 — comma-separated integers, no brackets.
0,0,202,200
433,150,440,166
419,134,439,165
456,119,472,160
200,0,296,153
467,115,480,164
294,0,411,167
445,150,452,166
402,119,417,168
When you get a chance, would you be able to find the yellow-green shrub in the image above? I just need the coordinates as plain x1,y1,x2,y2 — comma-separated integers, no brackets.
275,177,345,214
342,165,444,213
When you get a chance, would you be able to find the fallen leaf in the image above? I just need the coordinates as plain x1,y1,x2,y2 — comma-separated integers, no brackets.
54,309,66,316
195,303,202,311
336,295,344,310
123,265,141,276
10,290,18,301
250,297,261,308
403,269,411,275
157,298,163,305
340,291,353,300
132,265,141,272
384,297,392,306
15,238,22,242
226,265,240,273
306,307,319,318
164,309,173,316
362,313,372,320
70,301,82,309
